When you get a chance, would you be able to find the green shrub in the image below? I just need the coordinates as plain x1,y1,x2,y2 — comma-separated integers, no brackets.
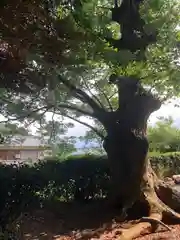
0,154,109,226
150,153,180,177
0,152,180,227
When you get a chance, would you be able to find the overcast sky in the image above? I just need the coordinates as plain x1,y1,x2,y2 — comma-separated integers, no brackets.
65,98,180,137
0,99,179,137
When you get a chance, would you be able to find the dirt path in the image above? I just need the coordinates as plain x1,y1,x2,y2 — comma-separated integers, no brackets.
12,202,180,240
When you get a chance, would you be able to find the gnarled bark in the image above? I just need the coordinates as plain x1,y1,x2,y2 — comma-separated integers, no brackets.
73,76,180,240
101,79,180,239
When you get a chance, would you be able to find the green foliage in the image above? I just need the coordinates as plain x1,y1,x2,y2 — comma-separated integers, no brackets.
0,0,179,134
148,117,180,153
79,120,105,153
0,123,29,144
160,151,180,157
36,120,74,143
45,138,77,160
1,152,180,228
0,154,109,226
55,139,77,158
35,119,77,157
150,152,180,178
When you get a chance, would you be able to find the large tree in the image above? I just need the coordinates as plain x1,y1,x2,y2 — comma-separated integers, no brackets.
0,0,180,238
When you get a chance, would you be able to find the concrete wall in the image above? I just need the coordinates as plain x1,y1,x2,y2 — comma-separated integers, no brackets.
0,150,20,160
20,150,39,161
0,149,52,162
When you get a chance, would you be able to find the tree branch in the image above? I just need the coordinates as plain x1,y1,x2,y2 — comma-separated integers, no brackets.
95,83,114,111
50,108,56,141
56,103,95,117
101,91,113,111
0,105,52,123
81,77,106,110
58,75,105,113
0,95,14,105
87,68,114,111
109,90,118,100
61,113,105,139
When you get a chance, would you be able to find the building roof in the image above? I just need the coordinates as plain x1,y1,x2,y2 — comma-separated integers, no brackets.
0,135,50,150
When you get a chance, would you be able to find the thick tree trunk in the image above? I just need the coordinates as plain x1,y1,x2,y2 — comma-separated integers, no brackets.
78,79,180,239
102,121,180,239
101,88,180,239
104,128,149,212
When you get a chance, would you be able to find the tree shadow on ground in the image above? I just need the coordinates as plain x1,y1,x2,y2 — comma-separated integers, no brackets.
14,200,123,239
14,199,150,240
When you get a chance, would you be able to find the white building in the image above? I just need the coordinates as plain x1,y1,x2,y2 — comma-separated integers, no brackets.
0,135,52,162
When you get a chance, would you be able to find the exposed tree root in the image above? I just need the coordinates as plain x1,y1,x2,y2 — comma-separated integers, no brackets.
117,214,162,240
75,191,180,240
139,216,171,231
117,209,170,240
75,159,180,240
74,222,115,240
116,200,172,239
116,160,180,240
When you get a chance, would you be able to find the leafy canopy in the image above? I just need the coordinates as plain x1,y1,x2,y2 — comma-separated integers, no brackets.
0,0,179,137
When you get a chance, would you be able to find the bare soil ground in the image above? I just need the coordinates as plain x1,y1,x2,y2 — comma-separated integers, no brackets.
12,201,180,240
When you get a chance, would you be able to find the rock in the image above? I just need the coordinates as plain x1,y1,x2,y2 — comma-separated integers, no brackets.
164,177,174,185
172,175,180,184
164,177,173,182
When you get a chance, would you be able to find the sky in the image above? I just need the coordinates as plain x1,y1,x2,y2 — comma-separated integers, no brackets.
65,99,180,150
0,98,180,138
65,98,180,137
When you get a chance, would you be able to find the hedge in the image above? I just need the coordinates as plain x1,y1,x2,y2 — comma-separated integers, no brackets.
0,153,180,227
